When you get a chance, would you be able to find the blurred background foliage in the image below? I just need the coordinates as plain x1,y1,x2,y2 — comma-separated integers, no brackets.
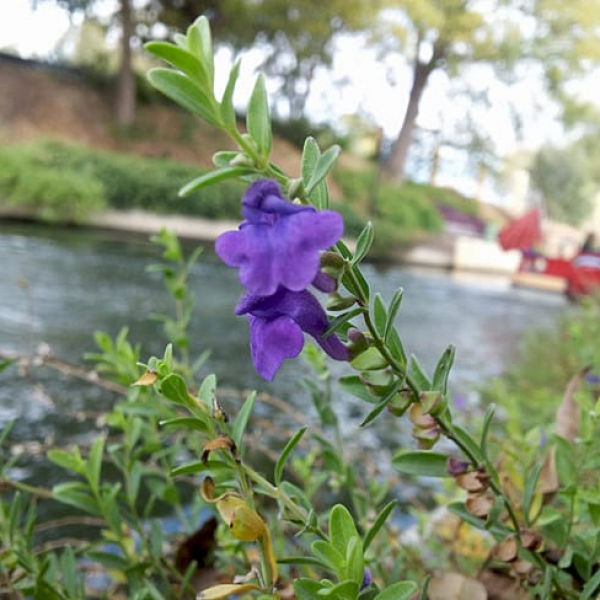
4,0,600,226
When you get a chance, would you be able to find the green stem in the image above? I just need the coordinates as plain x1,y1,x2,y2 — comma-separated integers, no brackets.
242,465,327,540
0,478,54,499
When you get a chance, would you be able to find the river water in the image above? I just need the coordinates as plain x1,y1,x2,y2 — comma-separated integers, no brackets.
0,222,567,486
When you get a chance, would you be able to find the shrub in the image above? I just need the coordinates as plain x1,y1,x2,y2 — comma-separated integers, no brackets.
0,139,246,220
0,145,106,223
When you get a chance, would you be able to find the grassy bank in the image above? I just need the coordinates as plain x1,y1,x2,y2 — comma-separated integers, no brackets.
0,139,479,250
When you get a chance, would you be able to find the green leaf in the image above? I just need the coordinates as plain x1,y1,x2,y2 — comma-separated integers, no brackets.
187,16,214,85
220,59,241,128
301,137,320,187
47,447,86,476
311,540,345,573
555,435,577,486
361,382,403,427
329,504,360,556
0,419,15,448
0,357,15,375
479,403,496,460
419,575,431,600
321,581,360,600
431,345,455,395
198,373,217,409
341,264,370,303
278,556,332,569
386,327,407,366
352,222,374,266
212,151,240,168
246,74,272,157
324,306,365,337
351,347,387,371
173,33,187,49
447,501,512,537
363,500,396,552
522,461,543,526
275,426,307,486
581,567,600,600
86,436,104,493
305,145,340,197
160,373,192,406
384,288,404,343
294,579,327,600
453,425,484,463
52,482,101,516
232,391,257,451
144,41,210,88
392,450,449,478
485,496,505,529
147,68,220,127
373,294,387,338
179,166,251,197
86,551,129,571
339,375,379,403
409,355,431,390
345,536,364,583
375,581,418,600
158,416,209,433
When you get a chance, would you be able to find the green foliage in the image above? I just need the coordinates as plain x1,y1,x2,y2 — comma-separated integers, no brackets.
0,139,246,221
481,296,600,428
332,166,482,250
6,14,600,600
0,144,106,223
530,145,596,225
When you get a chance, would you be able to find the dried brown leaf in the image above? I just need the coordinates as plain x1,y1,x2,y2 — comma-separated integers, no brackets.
556,367,589,442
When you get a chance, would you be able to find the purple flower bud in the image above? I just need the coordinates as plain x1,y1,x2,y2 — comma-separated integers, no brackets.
236,287,349,380
215,179,344,296
360,568,373,590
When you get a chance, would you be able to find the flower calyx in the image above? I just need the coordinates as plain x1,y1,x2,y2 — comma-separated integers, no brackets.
408,403,441,449
419,390,447,417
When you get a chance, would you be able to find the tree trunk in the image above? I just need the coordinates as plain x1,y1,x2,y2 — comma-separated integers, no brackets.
115,0,136,127
383,59,432,182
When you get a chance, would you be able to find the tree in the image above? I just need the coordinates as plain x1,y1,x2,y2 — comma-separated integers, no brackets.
374,0,600,182
529,142,598,226
37,0,137,127
155,0,372,119
372,0,523,181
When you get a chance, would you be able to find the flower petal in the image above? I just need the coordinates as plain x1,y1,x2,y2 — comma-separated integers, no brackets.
238,289,350,369
215,179,344,296
248,314,304,380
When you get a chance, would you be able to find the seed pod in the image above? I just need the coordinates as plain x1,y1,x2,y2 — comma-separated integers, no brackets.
456,471,490,493
520,529,543,552
512,559,534,576
493,535,518,563
419,391,446,417
465,493,494,518
408,403,437,429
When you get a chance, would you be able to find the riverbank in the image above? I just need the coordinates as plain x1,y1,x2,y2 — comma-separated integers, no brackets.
1,208,521,277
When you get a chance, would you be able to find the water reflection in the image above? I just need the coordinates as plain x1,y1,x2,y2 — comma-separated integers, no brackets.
0,223,567,474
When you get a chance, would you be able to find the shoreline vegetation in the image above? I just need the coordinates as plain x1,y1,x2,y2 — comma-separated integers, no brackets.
0,138,501,268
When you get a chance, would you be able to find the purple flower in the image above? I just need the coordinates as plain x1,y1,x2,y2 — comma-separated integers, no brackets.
236,287,350,381
215,180,344,296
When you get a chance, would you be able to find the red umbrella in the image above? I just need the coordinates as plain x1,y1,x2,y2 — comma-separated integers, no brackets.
498,207,543,251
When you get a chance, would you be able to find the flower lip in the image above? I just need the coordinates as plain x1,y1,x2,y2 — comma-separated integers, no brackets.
237,287,349,380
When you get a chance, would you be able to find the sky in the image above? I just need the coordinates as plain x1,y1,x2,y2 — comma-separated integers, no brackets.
0,0,577,204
